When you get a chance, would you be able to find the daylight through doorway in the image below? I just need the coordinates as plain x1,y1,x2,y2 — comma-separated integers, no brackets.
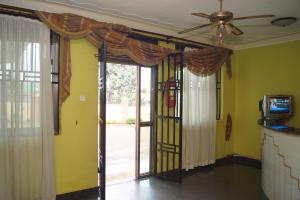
106,63,137,184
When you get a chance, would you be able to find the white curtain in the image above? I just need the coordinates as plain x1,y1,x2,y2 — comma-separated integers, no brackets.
182,68,216,170
0,15,55,200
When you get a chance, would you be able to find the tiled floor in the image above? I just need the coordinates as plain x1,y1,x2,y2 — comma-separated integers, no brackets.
57,164,268,200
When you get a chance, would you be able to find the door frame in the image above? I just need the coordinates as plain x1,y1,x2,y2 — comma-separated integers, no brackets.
99,61,157,191
98,41,107,200
136,65,157,179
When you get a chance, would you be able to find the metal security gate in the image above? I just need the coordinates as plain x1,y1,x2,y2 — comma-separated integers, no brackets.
98,41,107,200
155,52,183,182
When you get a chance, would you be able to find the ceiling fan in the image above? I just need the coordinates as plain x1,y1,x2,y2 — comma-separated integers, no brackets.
178,0,275,42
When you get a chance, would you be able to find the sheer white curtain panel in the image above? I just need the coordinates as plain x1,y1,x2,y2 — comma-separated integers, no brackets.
182,68,216,170
0,14,55,200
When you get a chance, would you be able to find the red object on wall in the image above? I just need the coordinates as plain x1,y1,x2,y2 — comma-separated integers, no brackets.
165,77,176,108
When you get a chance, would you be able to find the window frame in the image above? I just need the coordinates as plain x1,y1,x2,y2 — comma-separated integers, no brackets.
216,68,222,120
50,30,60,135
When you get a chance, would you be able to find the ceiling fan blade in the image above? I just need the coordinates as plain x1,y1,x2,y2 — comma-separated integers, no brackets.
178,23,212,34
233,14,275,20
227,23,244,35
224,24,232,34
192,12,211,19
209,24,218,34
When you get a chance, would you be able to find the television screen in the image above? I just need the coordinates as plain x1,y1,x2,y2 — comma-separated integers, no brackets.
269,97,290,113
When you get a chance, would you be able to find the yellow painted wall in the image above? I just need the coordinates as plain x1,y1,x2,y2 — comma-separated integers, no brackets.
55,39,98,194
215,61,236,159
233,40,300,159
55,37,300,194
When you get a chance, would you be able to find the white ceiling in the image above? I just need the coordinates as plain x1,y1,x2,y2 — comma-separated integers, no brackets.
2,0,300,49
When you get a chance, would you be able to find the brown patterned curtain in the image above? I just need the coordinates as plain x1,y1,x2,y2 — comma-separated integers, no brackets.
36,11,232,103
59,37,72,103
184,47,233,78
36,11,174,103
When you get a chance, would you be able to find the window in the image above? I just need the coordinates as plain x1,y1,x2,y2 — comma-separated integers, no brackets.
216,69,221,120
0,11,60,133
50,31,60,134
176,45,222,120
0,41,42,129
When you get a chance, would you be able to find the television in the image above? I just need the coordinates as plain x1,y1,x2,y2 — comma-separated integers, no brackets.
260,95,293,119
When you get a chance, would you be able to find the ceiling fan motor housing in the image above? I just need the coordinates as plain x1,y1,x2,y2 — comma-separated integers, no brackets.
210,11,234,23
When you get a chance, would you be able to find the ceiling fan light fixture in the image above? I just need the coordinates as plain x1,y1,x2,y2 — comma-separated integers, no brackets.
271,17,298,27
216,25,225,45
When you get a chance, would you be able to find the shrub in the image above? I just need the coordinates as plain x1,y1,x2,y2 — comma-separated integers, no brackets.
126,118,136,124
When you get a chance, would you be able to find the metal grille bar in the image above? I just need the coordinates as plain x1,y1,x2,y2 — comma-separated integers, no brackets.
156,53,183,182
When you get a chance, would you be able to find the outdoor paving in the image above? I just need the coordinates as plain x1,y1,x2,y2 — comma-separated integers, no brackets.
106,124,150,184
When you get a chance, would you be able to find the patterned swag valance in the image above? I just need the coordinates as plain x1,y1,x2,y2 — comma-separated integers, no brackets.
36,11,232,103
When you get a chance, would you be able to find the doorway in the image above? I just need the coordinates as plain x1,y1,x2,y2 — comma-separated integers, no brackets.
98,45,183,200
99,62,154,185
106,63,137,184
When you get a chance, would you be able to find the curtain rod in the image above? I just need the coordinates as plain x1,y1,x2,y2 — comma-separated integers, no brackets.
131,29,212,49
0,4,38,20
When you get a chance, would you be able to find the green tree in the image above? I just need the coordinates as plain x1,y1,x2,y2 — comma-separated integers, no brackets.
106,63,137,105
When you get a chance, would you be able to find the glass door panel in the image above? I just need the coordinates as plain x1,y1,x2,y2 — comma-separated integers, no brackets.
140,67,152,122
140,126,151,174
138,66,153,177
